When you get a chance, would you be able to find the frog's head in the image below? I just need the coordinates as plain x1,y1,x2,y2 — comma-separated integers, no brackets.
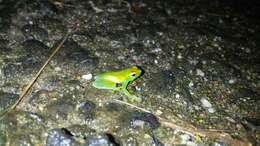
127,66,142,81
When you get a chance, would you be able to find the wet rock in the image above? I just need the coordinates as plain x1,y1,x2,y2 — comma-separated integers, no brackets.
82,73,93,80
29,90,54,107
22,39,50,57
66,125,96,139
46,128,74,146
200,97,215,113
0,1,17,32
105,102,124,112
21,24,48,42
241,117,260,146
43,75,62,90
16,0,58,17
0,0,259,145
126,112,160,131
0,111,46,145
84,133,119,146
26,112,45,123
241,117,260,135
77,100,96,120
7,25,25,42
237,88,259,102
229,87,260,109
0,132,7,146
38,16,66,36
123,133,163,146
68,48,98,69
147,70,175,96
57,39,98,71
210,141,229,146
0,91,18,111
2,54,41,77
179,134,191,145
0,38,10,52
146,134,164,146
45,97,76,120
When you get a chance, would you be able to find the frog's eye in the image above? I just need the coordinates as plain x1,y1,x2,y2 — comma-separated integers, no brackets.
130,72,136,77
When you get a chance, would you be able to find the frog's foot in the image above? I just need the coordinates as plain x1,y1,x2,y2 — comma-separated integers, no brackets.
121,89,142,103
128,95,142,103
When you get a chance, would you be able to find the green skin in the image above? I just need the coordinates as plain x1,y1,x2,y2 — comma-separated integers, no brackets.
92,66,142,102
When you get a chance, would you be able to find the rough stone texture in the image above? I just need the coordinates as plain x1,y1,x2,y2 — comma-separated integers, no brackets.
46,129,74,146
0,0,259,145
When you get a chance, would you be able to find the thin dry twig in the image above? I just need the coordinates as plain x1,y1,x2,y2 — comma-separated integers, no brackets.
112,99,250,146
0,32,70,120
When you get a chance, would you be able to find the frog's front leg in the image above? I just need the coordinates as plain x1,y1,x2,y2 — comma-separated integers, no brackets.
121,82,142,102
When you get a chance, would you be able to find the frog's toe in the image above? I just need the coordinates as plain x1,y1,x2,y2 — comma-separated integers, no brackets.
128,95,142,103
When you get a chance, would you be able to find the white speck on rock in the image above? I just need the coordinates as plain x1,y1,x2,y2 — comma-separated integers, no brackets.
200,98,212,108
110,40,122,48
29,20,33,25
200,98,215,113
177,54,183,59
135,86,141,91
196,69,205,77
202,60,207,64
180,134,191,144
228,79,236,84
152,47,162,53
82,74,93,80
189,59,198,65
188,82,194,87
178,45,185,49
54,67,61,72
187,141,198,146
154,59,158,64
208,107,215,113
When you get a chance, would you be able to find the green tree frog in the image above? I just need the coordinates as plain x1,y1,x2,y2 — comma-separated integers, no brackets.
92,66,142,102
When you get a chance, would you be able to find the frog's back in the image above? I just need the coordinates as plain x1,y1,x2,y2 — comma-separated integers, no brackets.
94,70,125,83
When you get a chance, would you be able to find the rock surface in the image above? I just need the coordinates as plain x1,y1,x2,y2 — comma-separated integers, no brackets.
0,0,259,145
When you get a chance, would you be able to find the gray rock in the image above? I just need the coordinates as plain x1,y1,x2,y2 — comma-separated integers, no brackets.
21,24,48,42
77,100,96,120
127,112,160,131
0,91,18,111
84,134,118,146
46,128,74,146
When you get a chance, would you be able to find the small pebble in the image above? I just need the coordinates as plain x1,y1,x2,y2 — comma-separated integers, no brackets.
46,129,73,146
200,98,212,108
200,98,215,113
208,107,215,113
180,134,191,144
54,67,62,72
228,79,236,84
196,69,205,77
188,82,194,87
177,54,183,59
82,74,93,80
154,59,158,64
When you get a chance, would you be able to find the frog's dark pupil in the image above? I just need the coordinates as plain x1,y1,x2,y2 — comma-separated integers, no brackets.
131,73,136,77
